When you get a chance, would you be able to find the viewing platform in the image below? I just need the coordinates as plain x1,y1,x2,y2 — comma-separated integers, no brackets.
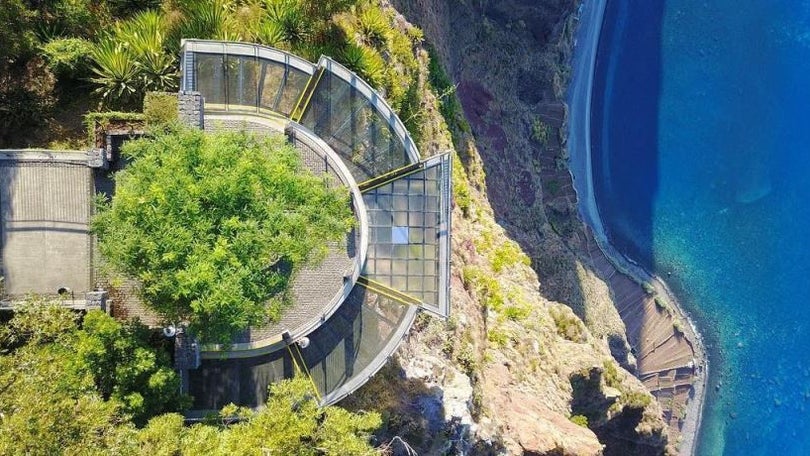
0,40,452,412
179,40,452,410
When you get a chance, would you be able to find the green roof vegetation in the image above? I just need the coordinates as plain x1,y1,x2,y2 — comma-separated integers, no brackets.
92,127,354,343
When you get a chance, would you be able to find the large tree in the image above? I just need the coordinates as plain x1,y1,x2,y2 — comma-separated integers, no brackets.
92,127,354,343
0,302,187,453
0,302,382,454
137,379,382,455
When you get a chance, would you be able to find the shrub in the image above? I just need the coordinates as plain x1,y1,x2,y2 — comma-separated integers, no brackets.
491,239,531,273
0,0,38,63
570,414,589,427
462,266,505,312
452,153,473,216
487,328,509,347
108,0,161,18
455,337,478,377
622,391,652,409
143,92,178,129
530,118,553,145
673,319,685,336
550,307,585,343
83,111,145,145
654,296,669,312
503,305,531,321
42,0,108,38
602,360,620,388
0,58,56,147
41,38,93,79
427,47,464,130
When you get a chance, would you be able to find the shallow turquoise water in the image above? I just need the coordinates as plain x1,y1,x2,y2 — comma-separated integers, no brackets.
591,1,810,454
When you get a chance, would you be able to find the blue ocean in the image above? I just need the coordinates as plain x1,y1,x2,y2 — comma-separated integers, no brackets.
591,0,810,454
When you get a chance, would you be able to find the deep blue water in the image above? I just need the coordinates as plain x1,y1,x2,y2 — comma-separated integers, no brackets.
591,0,810,454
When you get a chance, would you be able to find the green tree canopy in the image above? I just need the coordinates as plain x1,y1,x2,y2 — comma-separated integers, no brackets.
0,301,187,453
0,302,381,454
137,378,381,455
92,127,354,343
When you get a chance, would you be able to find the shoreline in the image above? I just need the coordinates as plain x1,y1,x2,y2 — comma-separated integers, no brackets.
565,1,708,455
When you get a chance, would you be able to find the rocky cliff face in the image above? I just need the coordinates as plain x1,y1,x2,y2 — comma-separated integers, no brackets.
341,1,671,454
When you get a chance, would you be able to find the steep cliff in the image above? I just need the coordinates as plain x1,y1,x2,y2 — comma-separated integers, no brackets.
341,1,671,454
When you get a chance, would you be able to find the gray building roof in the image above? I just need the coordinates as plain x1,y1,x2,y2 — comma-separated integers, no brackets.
0,154,92,301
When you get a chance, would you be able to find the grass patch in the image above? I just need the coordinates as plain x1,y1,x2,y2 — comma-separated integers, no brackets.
570,414,589,428
550,307,585,343
491,239,531,273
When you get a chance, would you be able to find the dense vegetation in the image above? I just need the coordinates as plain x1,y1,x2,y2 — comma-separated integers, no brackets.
92,128,354,342
0,301,188,452
0,0,424,147
1,0,432,451
0,301,381,454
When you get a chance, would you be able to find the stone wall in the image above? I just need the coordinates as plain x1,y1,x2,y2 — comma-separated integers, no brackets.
178,91,204,129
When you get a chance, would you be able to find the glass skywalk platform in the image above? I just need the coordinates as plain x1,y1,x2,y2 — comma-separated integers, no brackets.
179,40,451,409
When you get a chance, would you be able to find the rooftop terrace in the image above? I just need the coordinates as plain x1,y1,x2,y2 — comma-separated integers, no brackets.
0,152,92,304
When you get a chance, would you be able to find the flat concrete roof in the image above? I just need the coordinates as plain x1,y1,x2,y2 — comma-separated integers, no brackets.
0,159,92,298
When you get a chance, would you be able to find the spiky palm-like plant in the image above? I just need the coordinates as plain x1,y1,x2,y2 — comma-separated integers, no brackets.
253,20,286,48
90,10,177,108
357,7,389,49
169,0,241,47
117,10,178,92
90,38,139,107
265,0,312,48
339,42,384,87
